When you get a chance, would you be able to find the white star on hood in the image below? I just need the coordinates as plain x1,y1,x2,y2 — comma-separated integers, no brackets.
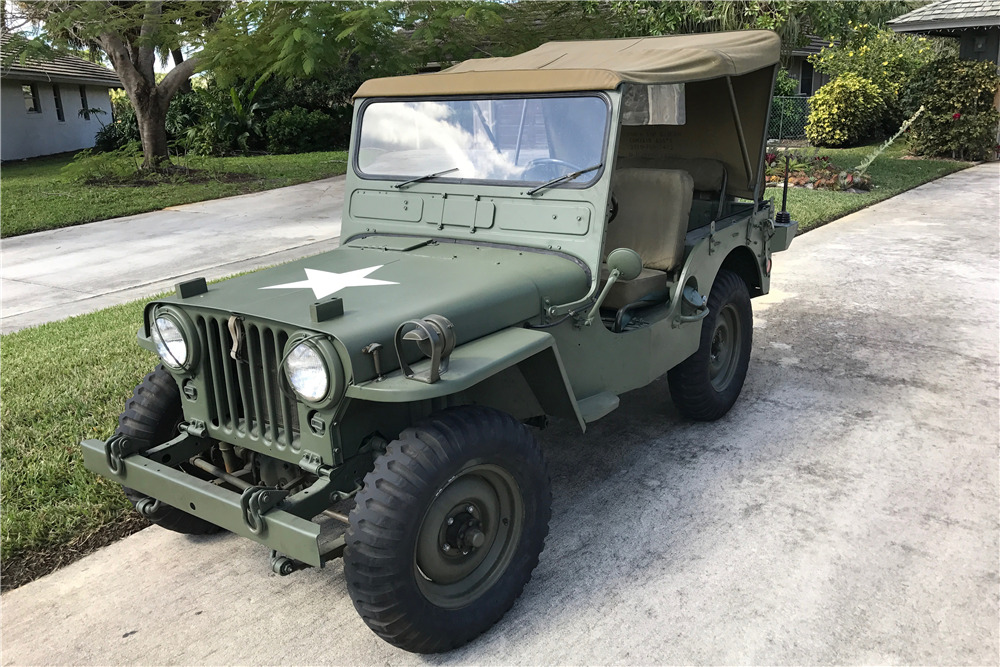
260,266,398,299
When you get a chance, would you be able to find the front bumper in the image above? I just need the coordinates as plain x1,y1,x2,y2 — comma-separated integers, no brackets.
81,438,330,566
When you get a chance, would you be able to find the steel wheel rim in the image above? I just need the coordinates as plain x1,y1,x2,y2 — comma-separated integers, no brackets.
414,463,523,609
709,304,741,391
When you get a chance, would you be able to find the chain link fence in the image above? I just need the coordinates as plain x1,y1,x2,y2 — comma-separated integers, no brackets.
768,96,811,141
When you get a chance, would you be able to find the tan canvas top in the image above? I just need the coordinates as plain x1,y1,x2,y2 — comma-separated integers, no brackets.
354,30,780,98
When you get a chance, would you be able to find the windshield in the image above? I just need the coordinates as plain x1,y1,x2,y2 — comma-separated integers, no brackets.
356,95,609,187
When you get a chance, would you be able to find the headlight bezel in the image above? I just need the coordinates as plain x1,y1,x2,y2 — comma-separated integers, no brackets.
281,334,345,408
149,307,198,371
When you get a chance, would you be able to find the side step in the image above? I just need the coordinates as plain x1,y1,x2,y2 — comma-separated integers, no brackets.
576,392,620,423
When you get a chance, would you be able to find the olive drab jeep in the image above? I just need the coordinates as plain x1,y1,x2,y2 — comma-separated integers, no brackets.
81,30,797,653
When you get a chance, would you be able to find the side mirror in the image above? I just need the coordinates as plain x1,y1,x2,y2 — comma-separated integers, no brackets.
607,248,643,281
585,248,644,326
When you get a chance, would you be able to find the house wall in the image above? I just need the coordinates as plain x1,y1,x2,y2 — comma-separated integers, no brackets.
786,56,830,96
958,28,1000,65
1,80,113,161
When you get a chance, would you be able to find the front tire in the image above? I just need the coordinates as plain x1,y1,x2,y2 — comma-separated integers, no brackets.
344,406,551,653
117,366,221,535
668,269,753,421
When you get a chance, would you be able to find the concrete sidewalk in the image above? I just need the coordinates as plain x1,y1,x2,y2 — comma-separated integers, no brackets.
1,163,996,664
0,176,346,334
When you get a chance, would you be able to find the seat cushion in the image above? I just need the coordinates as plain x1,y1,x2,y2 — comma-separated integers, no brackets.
600,266,669,310
616,157,725,192
605,167,694,272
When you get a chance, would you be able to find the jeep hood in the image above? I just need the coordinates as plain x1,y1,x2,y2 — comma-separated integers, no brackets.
153,238,589,382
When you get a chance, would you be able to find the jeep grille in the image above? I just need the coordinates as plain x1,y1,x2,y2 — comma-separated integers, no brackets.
196,315,300,448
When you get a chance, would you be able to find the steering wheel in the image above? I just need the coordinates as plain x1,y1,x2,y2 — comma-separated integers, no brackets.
520,158,582,182
607,194,619,223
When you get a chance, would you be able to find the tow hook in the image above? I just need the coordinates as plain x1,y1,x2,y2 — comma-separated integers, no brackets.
104,433,143,476
240,486,290,535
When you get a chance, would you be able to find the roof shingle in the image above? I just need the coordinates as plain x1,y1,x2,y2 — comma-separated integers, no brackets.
0,33,122,87
888,0,1000,32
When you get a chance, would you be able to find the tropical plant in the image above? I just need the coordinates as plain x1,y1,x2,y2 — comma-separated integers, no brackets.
265,107,336,154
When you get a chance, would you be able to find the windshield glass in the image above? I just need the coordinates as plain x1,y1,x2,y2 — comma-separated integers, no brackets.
356,95,609,187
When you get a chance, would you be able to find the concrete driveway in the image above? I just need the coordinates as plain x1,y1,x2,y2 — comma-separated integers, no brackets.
0,176,345,334
2,163,997,664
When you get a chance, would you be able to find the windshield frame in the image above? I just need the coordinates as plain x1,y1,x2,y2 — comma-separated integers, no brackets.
352,92,613,191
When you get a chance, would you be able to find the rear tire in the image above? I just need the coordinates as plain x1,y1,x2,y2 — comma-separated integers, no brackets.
117,366,221,535
668,269,752,421
344,406,551,653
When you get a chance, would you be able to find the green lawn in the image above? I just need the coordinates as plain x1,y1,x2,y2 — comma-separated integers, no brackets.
0,151,348,237
0,298,158,590
776,142,971,233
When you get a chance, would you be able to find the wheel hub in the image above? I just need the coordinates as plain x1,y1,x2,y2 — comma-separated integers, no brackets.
441,505,487,555
708,304,741,391
413,464,524,608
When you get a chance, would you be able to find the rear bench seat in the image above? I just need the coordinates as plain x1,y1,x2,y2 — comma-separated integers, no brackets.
601,167,694,310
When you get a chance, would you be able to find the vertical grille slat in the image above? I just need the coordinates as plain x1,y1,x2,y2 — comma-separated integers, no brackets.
246,326,267,441
216,319,240,429
234,346,253,436
196,317,219,426
204,319,229,426
277,330,295,448
258,327,280,444
194,314,299,449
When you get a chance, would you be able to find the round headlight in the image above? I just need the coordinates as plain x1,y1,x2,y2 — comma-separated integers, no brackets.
151,315,189,369
285,342,330,402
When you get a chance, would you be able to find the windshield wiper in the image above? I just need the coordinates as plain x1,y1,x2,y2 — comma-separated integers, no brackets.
394,167,459,190
527,163,602,196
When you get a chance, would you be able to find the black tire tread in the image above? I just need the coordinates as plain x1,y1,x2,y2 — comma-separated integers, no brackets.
117,365,221,535
668,269,752,421
344,406,551,653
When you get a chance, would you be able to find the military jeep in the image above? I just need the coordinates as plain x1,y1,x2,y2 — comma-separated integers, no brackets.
82,30,796,653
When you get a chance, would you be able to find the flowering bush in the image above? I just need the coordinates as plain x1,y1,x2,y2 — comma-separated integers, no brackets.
811,24,945,133
903,57,1000,161
805,73,885,147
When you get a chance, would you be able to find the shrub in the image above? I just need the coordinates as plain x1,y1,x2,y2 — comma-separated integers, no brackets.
811,25,944,133
774,68,797,96
805,73,886,147
265,106,340,154
93,90,206,154
180,80,268,156
94,92,139,152
903,57,1000,161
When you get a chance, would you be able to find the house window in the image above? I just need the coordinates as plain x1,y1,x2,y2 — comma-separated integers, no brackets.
22,84,40,113
79,86,90,120
800,61,814,96
53,84,65,121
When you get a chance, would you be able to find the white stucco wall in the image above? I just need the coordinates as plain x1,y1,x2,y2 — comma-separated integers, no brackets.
1,80,113,161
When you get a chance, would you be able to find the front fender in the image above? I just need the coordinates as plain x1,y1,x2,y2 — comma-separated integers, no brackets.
345,327,586,431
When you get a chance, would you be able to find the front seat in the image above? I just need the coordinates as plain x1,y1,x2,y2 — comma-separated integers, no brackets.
602,167,694,310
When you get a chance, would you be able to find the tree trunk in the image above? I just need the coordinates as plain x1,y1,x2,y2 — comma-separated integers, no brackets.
137,102,170,170
97,3,200,172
